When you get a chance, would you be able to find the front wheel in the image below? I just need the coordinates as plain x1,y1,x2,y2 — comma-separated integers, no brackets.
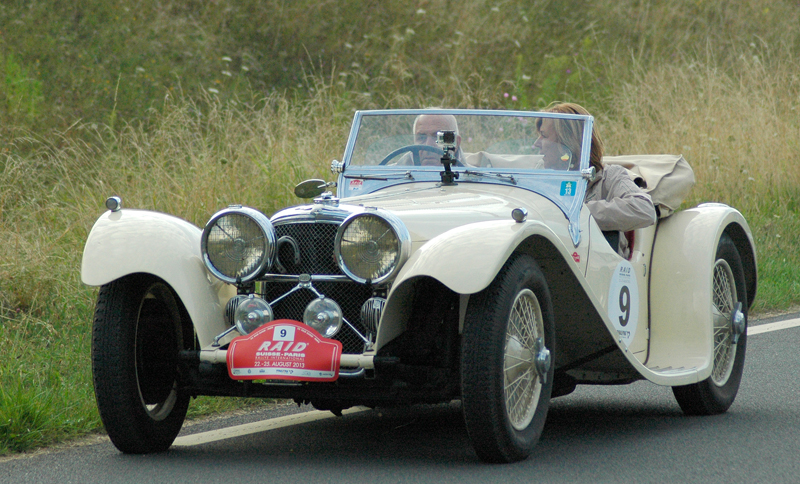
461,254,555,463
672,233,748,415
91,274,191,453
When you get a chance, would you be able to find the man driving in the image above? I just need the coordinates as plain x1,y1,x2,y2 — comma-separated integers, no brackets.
412,114,463,166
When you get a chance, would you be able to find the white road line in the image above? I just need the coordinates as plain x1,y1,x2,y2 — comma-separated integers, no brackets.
748,318,800,335
173,407,368,447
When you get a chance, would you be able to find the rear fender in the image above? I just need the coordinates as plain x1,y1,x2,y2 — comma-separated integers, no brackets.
648,204,756,382
81,209,235,347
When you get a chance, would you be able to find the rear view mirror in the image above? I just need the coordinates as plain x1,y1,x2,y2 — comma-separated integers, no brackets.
294,179,328,199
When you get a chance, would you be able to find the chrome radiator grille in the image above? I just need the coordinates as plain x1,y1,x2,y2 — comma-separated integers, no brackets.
274,222,340,275
261,221,373,354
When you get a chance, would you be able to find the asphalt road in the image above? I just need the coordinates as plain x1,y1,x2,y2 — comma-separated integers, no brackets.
2,315,799,484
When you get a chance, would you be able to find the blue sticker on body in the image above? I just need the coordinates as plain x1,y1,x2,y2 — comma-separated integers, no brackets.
560,181,576,196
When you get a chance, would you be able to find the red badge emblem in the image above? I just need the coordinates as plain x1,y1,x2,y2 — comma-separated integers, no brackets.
227,320,342,382
572,252,581,263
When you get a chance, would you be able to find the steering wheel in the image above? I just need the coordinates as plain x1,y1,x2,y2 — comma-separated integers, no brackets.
378,144,443,166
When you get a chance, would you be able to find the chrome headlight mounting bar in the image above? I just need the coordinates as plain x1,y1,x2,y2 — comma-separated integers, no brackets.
212,276,371,347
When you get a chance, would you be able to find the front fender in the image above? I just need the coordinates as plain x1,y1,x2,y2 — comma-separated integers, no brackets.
647,203,756,382
392,219,570,295
376,219,574,348
81,209,235,347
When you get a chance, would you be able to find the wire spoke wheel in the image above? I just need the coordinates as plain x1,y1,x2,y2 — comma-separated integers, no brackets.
504,289,544,430
710,259,737,386
462,254,554,463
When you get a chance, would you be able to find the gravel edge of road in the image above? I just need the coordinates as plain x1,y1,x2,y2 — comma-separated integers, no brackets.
749,308,800,325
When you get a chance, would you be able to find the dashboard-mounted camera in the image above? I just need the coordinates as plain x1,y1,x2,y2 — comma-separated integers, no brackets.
436,130,457,150
435,130,459,185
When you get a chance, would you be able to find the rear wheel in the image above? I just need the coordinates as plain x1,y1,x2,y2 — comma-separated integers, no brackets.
461,254,555,463
672,234,747,415
91,274,191,453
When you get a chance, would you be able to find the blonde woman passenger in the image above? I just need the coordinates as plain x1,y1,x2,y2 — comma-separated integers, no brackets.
536,102,657,256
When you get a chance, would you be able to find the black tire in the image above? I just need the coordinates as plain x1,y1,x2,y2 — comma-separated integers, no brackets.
461,254,555,463
672,233,748,415
91,274,191,453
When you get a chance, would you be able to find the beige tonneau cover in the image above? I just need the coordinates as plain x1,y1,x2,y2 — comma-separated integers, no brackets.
603,154,695,217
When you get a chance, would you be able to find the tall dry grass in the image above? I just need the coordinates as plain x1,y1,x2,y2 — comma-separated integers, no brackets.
604,46,800,309
0,83,358,453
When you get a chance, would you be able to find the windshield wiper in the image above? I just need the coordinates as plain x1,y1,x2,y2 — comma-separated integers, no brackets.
462,170,517,185
344,171,415,181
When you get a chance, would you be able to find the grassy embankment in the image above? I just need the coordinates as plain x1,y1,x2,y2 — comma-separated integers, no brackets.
1,1,799,454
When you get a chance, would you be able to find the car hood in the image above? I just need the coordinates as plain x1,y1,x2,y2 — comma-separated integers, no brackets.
341,182,561,244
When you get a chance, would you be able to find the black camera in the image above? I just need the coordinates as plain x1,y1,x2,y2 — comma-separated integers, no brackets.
436,130,457,150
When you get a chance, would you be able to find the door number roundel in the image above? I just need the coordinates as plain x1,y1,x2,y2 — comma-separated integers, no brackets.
608,260,639,347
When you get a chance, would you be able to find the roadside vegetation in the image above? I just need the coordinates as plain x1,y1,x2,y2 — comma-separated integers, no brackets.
1,0,798,455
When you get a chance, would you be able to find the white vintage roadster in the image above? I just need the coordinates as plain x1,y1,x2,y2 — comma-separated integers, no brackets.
82,109,757,463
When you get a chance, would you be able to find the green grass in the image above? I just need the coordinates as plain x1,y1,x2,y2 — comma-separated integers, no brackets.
1,0,799,456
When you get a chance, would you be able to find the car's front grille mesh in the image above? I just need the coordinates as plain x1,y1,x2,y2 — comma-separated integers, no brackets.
260,220,372,354
274,222,340,275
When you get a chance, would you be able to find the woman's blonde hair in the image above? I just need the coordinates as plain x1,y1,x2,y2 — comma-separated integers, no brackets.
543,102,604,172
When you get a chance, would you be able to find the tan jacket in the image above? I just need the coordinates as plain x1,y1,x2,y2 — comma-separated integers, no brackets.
585,165,657,255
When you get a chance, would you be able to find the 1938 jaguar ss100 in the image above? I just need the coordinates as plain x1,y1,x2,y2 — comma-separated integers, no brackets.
82,109,756,463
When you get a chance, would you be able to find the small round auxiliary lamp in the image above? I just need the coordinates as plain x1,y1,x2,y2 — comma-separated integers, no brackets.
303,297,343,338
234,295,274,335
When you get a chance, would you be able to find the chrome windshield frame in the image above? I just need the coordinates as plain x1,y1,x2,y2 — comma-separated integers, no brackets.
336,109,595,246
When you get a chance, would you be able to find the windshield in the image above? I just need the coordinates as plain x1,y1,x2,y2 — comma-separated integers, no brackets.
337,109,594,247
348,110,589,172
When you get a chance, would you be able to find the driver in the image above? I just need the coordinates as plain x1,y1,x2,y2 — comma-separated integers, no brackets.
412,114,463,166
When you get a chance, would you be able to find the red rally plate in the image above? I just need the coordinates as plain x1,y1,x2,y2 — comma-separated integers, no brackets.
227,320,343,382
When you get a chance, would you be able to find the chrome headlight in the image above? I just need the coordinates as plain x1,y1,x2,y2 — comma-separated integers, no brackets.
201,206,276,284
334,210,410,284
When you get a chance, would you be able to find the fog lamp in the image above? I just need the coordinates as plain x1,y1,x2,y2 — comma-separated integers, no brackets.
303,297,343,338
234,295,274,335
360,297,386,334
